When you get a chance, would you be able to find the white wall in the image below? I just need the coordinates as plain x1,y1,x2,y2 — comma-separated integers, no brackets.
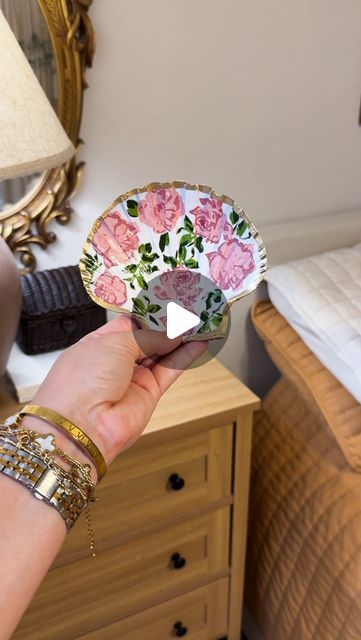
36,0,361,270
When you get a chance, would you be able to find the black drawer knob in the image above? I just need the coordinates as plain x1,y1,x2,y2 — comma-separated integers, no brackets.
168,473,185,491
173,621,188,637
171,552,186,570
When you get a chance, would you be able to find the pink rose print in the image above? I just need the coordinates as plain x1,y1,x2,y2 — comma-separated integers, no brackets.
94,271,127,306
153,266,202,310
191,197,230,244
206,240,255,291
138,188,184,233
92,212,139,268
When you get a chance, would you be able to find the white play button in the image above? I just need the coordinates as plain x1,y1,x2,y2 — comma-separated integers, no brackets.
166,302,201,339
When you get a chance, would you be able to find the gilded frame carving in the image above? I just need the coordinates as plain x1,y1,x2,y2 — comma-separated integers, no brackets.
0,0,95,272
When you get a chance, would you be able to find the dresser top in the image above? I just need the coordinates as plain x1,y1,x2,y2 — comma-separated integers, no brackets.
144,358,259,439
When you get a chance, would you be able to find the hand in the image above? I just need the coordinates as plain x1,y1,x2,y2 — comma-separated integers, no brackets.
31,316,208,472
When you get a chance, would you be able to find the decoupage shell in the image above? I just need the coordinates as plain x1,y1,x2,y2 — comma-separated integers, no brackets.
79,181,267,338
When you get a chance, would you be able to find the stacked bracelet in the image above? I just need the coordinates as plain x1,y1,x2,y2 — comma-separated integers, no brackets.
0,415,99,556
0,439,88,529
19,404,107,481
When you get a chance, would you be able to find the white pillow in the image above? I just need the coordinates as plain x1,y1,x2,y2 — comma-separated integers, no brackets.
265,243,361,403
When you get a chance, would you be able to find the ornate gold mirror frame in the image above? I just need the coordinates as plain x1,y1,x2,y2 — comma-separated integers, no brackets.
0,0,95,272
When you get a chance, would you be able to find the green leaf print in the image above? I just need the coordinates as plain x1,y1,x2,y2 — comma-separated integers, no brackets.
214,289,222,303
83,252,100,283
195,236,204,252
184,215,194,232
178,245,187,261
197,321,211,334
142,253,159,263
132,298,146,314
230,211,240,225
211,312,223,327
205,291,214,310
184,258,199,269
236,221,248,238
163,255,178,269
137,275,148,289
127,199,139,217
179,233,193,246
148,304,161,313
159,232,170,252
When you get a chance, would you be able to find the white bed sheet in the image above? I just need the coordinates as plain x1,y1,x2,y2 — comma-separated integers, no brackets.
265,243,361,403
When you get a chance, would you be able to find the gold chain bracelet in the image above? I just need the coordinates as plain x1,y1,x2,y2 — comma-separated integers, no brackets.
0,416,99,556
19,405,107,481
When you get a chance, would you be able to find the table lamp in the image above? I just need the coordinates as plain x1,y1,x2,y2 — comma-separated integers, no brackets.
0,9,74,180
0,9,74,396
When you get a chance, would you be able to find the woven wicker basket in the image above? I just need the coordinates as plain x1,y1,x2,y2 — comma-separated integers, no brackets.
16,265,106,355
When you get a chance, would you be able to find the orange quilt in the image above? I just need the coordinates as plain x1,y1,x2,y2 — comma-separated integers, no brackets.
245,301,361,640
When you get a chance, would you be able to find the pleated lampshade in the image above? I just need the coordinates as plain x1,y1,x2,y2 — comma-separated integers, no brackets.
0,9,74,180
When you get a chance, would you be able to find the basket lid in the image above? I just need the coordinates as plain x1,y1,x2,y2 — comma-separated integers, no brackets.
21,265,93,316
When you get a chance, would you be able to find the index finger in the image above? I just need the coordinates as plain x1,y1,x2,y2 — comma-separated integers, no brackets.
151,340,209,394
80,314,137,341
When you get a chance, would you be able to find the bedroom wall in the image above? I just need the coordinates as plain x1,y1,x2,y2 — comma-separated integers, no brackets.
36,0,361,270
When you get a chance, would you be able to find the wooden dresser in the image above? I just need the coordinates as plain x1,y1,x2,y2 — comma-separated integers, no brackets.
11,359,259,640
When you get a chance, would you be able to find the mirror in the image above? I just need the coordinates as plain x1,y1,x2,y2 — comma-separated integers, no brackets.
0,0,56,212
0,0,95,272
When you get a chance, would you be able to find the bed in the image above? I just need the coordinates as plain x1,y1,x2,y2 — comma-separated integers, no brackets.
244,243,361,640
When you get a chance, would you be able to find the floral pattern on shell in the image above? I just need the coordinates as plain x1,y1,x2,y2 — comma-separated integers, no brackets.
93,270,127,306
191,197,233,243
92,214,139,268
138,188,185,233
154,266,203,312
80,184,266,338
207,240,255,290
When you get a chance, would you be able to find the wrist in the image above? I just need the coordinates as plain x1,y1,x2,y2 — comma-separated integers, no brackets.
21,414,99,485
33,386,109,466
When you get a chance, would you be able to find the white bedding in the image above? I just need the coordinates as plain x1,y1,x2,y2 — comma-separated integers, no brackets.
265,242,361,403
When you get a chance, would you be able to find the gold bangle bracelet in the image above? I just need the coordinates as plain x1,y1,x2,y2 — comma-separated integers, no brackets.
19,405,107,481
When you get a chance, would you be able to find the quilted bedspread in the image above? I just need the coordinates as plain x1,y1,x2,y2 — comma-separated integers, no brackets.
266,242,361,403
245,301,361,640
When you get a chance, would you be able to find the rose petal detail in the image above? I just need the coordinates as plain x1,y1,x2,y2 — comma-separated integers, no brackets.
94,270,127,306
206,240,255,290
92,212,139,267
153,265,202,310
191,197,228,244
138,188,184,233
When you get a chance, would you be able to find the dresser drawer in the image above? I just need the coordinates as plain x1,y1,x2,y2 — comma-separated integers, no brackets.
57,424,233,564
75,578,229,640
14,508,230,640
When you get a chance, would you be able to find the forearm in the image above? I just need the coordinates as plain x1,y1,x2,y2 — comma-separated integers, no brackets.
0,413,97,640
0,470,66,639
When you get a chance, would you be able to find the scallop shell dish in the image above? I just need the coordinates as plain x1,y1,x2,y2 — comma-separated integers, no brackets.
80,181,267,339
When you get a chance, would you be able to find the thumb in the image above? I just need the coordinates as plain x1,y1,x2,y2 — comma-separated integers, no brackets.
132,329,182,360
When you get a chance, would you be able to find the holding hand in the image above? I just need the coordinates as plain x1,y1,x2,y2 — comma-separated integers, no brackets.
32,316,208,469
